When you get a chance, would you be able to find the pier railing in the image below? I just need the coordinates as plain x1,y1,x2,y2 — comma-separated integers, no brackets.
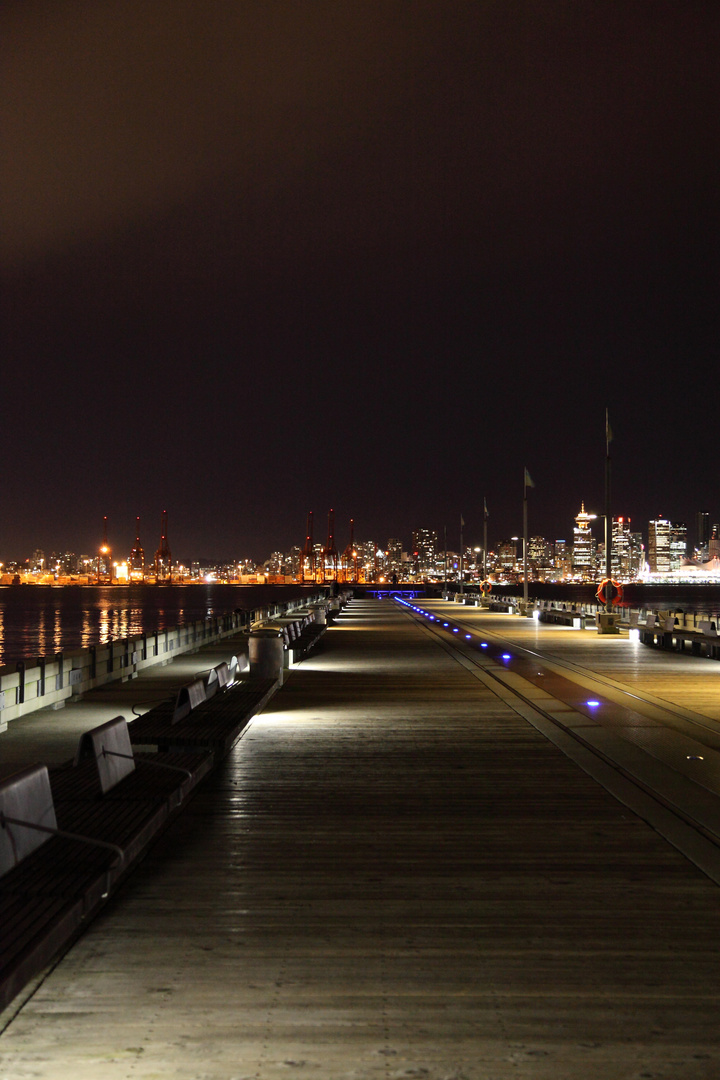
0,593,325,732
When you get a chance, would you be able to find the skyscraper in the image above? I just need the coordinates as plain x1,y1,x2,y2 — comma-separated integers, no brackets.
411,529,437,576
648,519,687,573
697,511,710,555
572,503,596,579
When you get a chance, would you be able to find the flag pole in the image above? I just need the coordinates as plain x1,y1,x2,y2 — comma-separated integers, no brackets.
459,514,464,595
523,474,529,609
522,469,535,612
605,407,612,609
483,498,488,582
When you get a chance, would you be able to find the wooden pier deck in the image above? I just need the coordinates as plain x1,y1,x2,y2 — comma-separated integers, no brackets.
2,597,720,1078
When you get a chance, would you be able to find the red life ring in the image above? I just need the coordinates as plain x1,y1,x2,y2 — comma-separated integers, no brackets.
480,580,492,595
596,578,624,605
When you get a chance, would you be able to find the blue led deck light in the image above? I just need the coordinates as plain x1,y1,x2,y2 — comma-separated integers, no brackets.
465,634,472,639
501,653,511,660
586,700,600,708
480,643,488,648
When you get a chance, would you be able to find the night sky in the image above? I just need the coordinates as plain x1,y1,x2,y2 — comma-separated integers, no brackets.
2,1,718,562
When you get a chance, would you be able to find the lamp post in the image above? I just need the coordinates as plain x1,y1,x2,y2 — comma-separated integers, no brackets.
511,535,526,609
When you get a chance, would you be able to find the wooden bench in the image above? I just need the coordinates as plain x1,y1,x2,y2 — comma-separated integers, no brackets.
0,764,125,1012
131,676,209,726
50,716,214,856
128,676,279,755
0,718,215,1011
539,607,586,628
637,616,720,659
289,623,327,663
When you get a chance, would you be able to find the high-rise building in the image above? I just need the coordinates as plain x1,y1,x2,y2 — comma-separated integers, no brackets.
609,517,644,580
709,524,720,561
386,539,403,576
411,529,437,576
552,540,571,580
572,503,596,578
648,518,687,572
611,517,630,578
527,536,552,579
497,539,518,573
697,511,710,556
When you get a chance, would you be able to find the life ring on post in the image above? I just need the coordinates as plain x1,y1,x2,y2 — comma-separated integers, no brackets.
596,578,624,606
480,580,492,596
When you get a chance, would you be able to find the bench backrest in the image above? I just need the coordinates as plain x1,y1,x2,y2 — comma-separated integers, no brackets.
204,662,232,700
173,678,207,723
75,716,135,794
0,765,57,877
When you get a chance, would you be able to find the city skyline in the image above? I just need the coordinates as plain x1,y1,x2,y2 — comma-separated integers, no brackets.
4,500,717,578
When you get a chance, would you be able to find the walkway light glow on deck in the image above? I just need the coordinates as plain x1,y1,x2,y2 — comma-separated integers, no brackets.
586,700,600,708
502,653,511,660
480,643,488,648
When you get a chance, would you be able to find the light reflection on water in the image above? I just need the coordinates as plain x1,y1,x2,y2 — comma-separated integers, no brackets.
0,583,317,665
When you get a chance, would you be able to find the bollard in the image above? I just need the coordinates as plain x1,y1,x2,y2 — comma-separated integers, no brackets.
248,628,284,685
309,603,327,626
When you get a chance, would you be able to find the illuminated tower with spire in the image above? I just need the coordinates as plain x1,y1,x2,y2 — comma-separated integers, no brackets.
572,502,596,579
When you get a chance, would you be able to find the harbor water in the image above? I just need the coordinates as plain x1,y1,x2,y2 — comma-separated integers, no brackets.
0,583,321,665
